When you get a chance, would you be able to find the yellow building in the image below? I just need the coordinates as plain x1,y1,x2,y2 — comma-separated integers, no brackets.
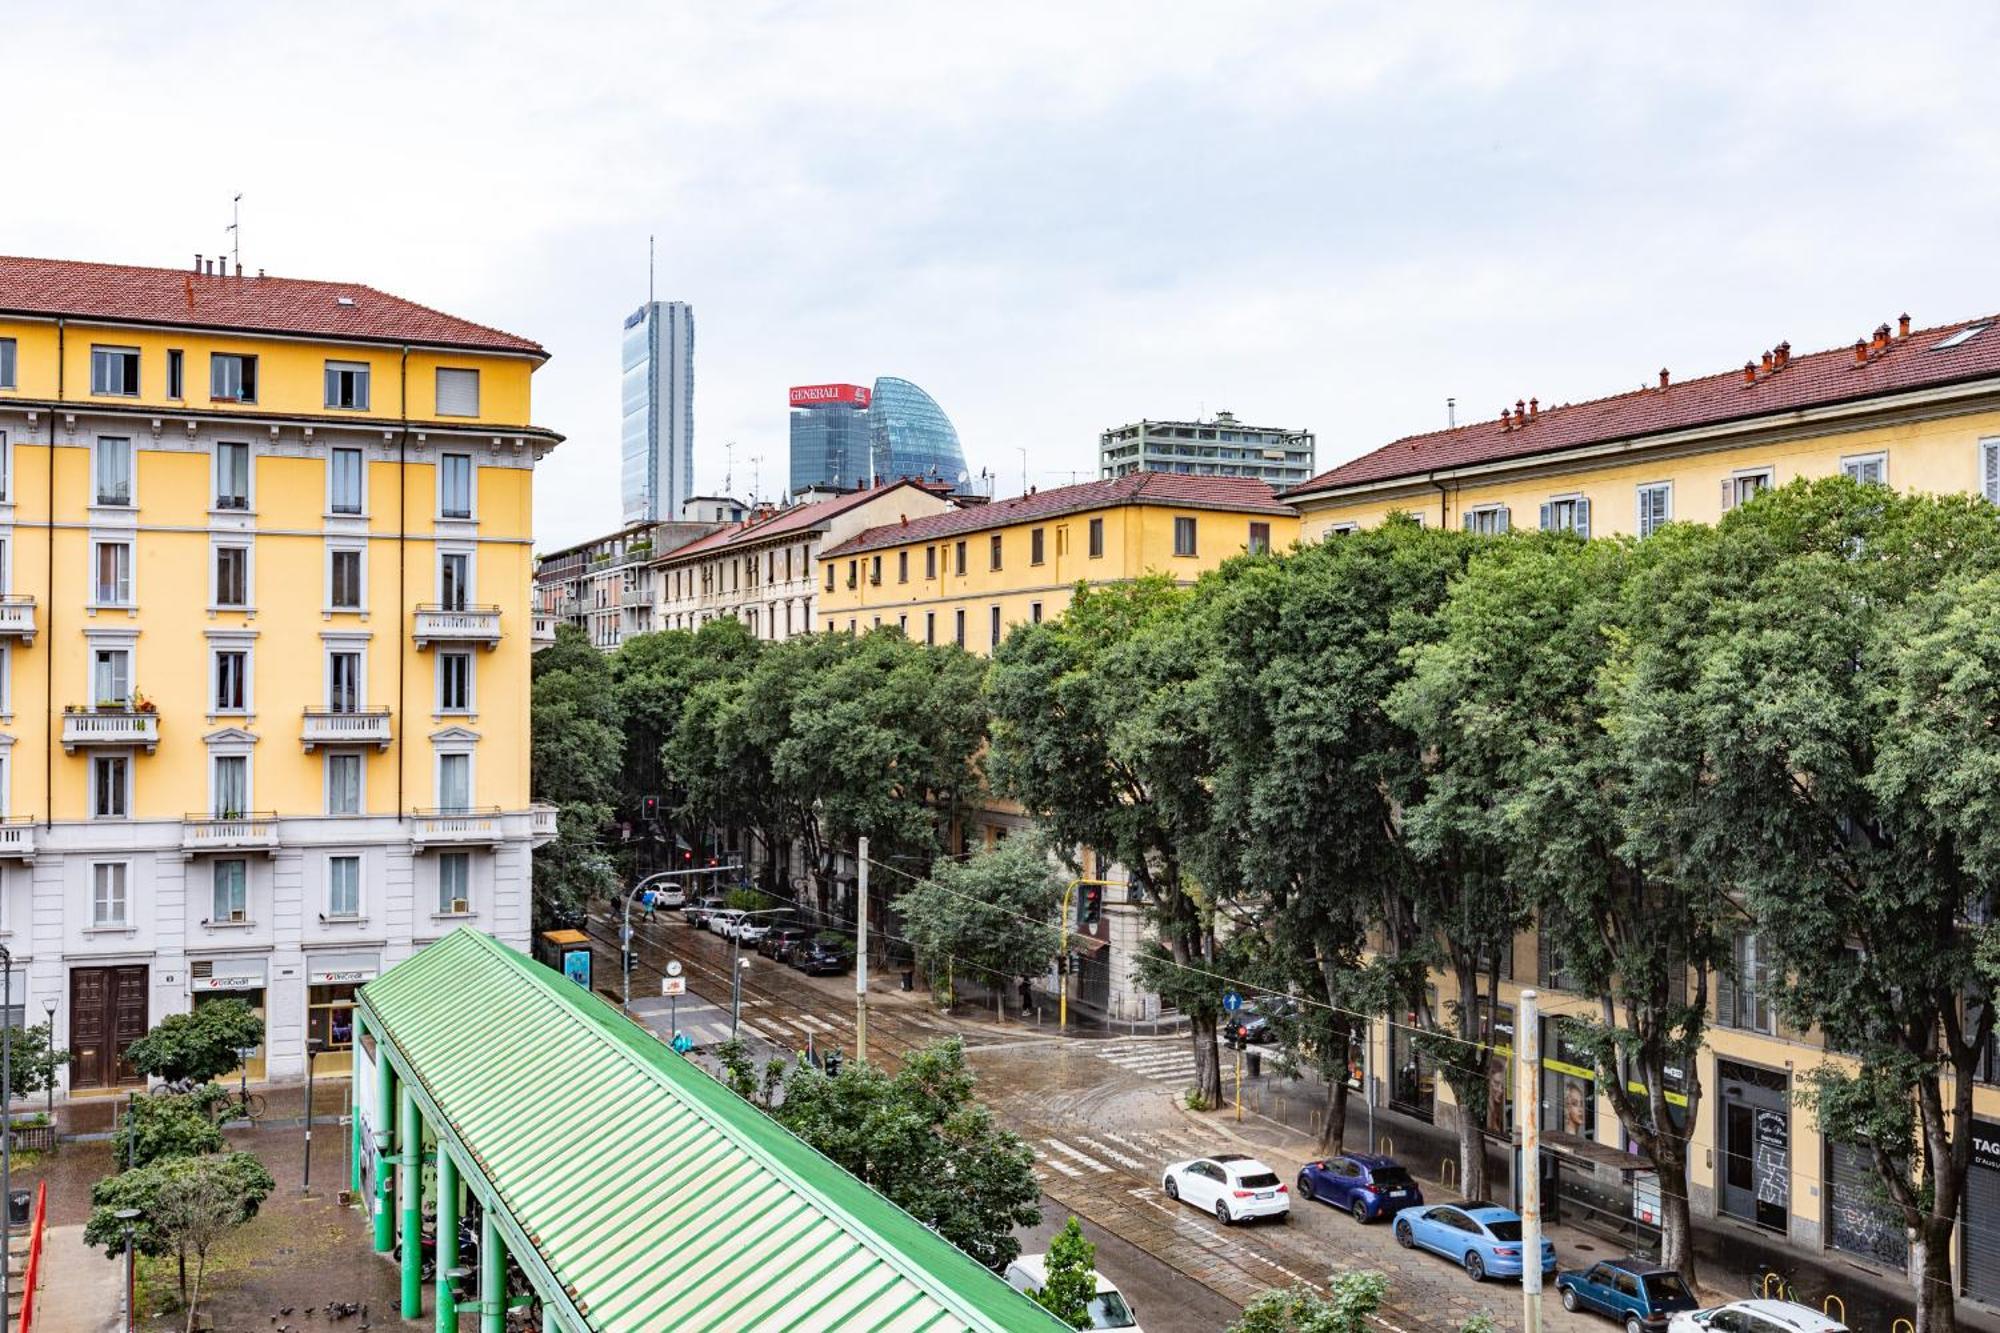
0,254,559,1091
815,472,1298,648
1283,311,2000,1305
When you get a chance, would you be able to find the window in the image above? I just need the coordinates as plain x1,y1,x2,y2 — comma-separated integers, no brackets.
209,353,257,402
1088,517,1105,558
1248,521,1272,554
213,649,247,712
1463,507,1510,536
211,859,248,923
439,552,470,610
898,550,909,584
91,863,128,927
1637,482,1673,538
954,608,966,647
439,453,473,519
438,852,471,914
91,346,139,396
329,448,365,515
1841,453,1888,486
165,348,183,399
212,754,248,816
925,611,936,645
1031,601,1043,623
214,546,249,607
435,368,480,416
925,546,937,579
0,338,16,389
825,562,835,591
1932,324,1989,351
990,605,1002,647
438,752,471,811
954,540,967,576
1173,516,1197,557
327,651,362,712
92,541,132,605
1031,527,1046,565
990,534,1003,571
846,560,857,590
870,555,882,585
330,548,363,609
1721,470,1773,512
326,752,362,815
91,756,128,819
438,652,473,712
325,361,371,411
95,436,133,505
93,647,131,707
1540,496,1591,535
1719,931,1775,1034
328,855,361,917
214,441,250,509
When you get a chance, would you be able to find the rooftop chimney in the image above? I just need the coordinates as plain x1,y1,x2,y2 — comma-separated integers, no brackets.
1898,313,1911,338
1659,368,1670,389
1528,397,1540,418
193,253,203,273
1854,339,1869,365
234,261,242,278
1744,361,1757,385
1500,405,1513,431
1762,350,1774,373
1873,323,1892,351
1774,341,1791,369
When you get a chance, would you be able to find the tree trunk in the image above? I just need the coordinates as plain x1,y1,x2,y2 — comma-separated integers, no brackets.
1189,1012,1223,1108
1655,1135,1697,1287
1457,1110,1487,1201
1318,1069,1350,1155
1912,1213,1957,1333
177,1248,188,1304
185,1251,207,1333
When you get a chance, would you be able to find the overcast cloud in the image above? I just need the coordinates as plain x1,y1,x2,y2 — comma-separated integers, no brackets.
9,3,2000,547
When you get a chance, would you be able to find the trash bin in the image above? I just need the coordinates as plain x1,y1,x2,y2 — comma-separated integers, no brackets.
900,969,915,992
7,1189,30,1226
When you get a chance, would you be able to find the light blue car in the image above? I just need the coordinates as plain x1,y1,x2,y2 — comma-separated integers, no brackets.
1393,1201,1557,1282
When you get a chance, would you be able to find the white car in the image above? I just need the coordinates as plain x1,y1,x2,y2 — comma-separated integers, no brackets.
1668,1301,1849,1333
1003,1252,1141,1330
707,908,746,938
736,918,774,945
645,885,685,911
1161,1153,1290,1225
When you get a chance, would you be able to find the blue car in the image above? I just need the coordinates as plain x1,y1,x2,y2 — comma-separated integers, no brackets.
1393,1201,1557,1282
1295,1154,1424,1222
1557,1258,1698,1333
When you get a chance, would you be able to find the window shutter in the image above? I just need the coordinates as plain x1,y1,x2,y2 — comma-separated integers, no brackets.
1984,441,2000,504
1721,478,1736,514
1539,502,1553,531
1496,507,1510,533
436,368,479,417
1573,497,1591,539
326,366,339,406
1716,948,1737,1027
1463,511,1475,532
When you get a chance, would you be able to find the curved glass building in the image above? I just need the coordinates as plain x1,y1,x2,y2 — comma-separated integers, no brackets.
870,377,970,491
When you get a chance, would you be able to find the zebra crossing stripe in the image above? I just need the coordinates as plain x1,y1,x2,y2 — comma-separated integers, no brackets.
1037,1152,1084,1179
1076,1135,1147,1171
1043,1138,1111,1173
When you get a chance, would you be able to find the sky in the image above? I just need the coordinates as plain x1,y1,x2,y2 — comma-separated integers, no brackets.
10,3,2000,548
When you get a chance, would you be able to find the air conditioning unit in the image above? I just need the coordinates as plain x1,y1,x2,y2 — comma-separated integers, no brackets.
450,898,470,915
228,908,247,923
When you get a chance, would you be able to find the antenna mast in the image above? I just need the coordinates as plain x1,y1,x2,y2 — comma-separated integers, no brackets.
648,234,655,305
226,193,243,271
723,440,734,495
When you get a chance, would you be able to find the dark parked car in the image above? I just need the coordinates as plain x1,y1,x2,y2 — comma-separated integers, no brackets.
796,937,854,975
1225,996,1298,1047
1557,1259,1699,1333
1295,1153,1423,1222
759,924,810,961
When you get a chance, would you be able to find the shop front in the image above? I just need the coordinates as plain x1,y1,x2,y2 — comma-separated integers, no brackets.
190,957,269,1082
1964,1118,2000,1306
1824,1138,1908,1271
1389,992,1439,1123
1542,1018,1597,1142
1717,1057,1791,1233
305,951,378,1076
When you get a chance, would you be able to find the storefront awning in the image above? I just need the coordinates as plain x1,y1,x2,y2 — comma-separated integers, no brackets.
1542,1129,1645,1174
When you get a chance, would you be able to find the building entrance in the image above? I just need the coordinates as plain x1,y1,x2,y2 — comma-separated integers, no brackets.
70,965,149,1090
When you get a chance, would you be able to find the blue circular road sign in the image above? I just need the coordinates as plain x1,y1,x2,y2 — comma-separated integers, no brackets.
1223,991,1243,1013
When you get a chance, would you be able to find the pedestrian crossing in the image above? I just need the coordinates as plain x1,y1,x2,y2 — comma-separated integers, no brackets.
1091,1038,1200,1086
1029,1125,1232,1185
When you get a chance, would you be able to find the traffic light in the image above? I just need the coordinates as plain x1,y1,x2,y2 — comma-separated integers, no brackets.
1078,883,1103,927
641,795,660,821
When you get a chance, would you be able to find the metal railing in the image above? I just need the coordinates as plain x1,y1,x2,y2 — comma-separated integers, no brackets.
301,706,393,750
182,812,279,852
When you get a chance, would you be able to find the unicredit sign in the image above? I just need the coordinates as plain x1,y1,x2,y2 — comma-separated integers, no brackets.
790,383,871,408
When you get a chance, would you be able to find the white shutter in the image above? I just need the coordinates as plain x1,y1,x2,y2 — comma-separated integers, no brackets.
1984,441,2000,504
1539,502,1553,531
436,368,479,417
1496,507,1510,533
1463,511,1475,532
1574,497,1591,539
1721,478,1736,514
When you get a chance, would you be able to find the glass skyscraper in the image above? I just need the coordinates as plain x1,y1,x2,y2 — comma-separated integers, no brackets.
870,377,969,490
788,383,875,493
786,376,972,495
621,300,695,523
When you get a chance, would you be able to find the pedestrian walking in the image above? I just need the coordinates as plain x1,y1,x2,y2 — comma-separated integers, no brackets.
1018,977,1034,1016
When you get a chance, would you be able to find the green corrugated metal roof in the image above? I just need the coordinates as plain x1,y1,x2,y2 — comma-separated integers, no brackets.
359,929,1065,1333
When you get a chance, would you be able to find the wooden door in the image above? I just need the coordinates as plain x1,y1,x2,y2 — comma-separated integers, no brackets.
69,966,149,1090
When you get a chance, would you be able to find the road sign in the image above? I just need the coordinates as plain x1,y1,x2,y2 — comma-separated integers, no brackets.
1224,991,1244,1014
666,960,683,978
661,976,686,996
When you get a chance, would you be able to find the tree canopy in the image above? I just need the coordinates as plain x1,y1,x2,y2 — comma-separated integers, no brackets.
124,999,264,1086
892,835,1063,1011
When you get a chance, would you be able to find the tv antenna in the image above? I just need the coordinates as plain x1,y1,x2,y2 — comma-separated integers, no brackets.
648,234,655,305
723,440,735,495
748,454,763,505
226,193,243,271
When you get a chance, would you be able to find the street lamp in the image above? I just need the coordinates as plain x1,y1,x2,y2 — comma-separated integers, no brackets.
619,863,743,1010
729,908,792,1038
114,1206,142,1331
302,1037,325,1193
40,999,55,1125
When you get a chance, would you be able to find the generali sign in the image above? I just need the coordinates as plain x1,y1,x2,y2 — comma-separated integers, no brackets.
789,383,871,408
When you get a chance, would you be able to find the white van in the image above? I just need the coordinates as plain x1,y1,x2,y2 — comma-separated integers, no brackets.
1003,1253,1141,1331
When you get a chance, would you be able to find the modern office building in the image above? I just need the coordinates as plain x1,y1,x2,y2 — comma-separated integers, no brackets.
0,253,560,1092
871,376,971,492
1100,411,1316,490
620,300,695,523
788,383,875,493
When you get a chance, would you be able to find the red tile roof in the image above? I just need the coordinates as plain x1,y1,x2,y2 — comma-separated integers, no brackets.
821,472,1295,559
0,255,544,357
651,480,944,563
1284,313,2000,497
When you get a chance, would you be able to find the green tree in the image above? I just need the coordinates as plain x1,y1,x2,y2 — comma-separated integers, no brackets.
1626,479,2000,1333
116,1088,227,1168
770,1038,1039,1271
893,836,1063,1018
1031,1217,1097,1328
1227,1270,1386,1333
85,1152,274,1310
619,620,764,872
531,623,623,927
124,1000,264,1086
4,1021,69,1104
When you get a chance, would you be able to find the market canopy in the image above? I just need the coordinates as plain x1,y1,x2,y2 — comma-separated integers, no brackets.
358,928,1059,1332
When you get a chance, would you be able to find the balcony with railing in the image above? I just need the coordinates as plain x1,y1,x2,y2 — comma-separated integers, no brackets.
62,706,159,753
531,611,557,647
409,807,505,847
301,707,393,751
0,817,37,861
530,803,558,842
413,604,502,650
0,595,37,643
181,812,279,856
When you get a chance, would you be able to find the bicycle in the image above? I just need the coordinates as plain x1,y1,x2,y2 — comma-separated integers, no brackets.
215,1086,267,1124
1751,1263,1801,1304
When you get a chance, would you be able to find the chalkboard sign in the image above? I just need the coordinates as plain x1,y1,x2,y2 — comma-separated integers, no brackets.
1753,1109,1789,1208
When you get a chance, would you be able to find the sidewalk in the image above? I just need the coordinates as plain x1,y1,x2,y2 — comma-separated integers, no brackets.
29,1224,121,1333
1205,1063,1997,1333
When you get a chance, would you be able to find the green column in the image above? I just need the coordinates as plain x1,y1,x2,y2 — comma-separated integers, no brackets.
399,1084,423,1319
349,1013,366,1199
542,1307,558,1333
372,1052,396,1253
435,1147,459,1331
480,1209,506,1333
